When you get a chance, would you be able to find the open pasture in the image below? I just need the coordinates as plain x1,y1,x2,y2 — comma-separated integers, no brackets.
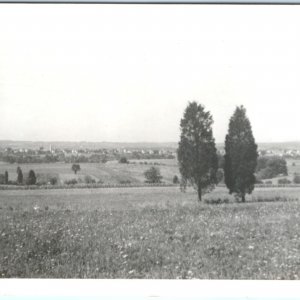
1,186,300,279
0,160,179,185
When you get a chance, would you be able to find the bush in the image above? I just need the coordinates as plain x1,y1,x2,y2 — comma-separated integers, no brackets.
204,198,230,205
119,180,131,184
119,157,129,164
36,173,59,185
101,157,108,164
84,175,96,184
256,156,288,180
255,178,263,184
49,177,58,185
293,174,300,184
64,179,78,185
173,175,179,184
277,178,291,184
144,167,162,183
265,180,272,185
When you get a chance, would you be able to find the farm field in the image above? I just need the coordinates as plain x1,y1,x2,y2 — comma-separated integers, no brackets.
0,158,299,186
1,186,300,279
0,159,180,185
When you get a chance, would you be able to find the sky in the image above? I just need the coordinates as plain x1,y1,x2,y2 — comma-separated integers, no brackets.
0,5,300,143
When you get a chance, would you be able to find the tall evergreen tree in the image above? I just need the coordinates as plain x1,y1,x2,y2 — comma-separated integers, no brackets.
4,171,8,184
224,106,258,202
27,170,37,185
17,166,23,185
178,102,218,201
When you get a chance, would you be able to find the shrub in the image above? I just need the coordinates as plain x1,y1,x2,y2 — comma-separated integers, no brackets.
119,180,131,184
277,178,291,184
84,175,96,184
293,174,300,184
265,180,272,185
101,157,108,164
77,177,84,184
173,175,179,184
49,177,58,185
256,156,288,180
119,157,128,164
64,179,78,185
255,178,263,184
144,167,162,183
36,173,59,186
204,198,230,205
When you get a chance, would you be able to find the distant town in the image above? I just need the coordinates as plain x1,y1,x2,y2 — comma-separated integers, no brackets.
0,140,300,164
0,144,177,164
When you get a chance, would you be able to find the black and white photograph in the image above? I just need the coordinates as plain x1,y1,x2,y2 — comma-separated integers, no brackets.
1,3,300,282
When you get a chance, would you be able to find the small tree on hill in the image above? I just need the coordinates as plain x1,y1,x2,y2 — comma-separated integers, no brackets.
224,106,258,202
144,167,162,183
177,102,218,201
26,170,37,185
71,164,81,174
17,166,23,185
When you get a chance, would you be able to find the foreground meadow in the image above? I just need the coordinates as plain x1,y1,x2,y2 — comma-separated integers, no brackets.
1,187,300,279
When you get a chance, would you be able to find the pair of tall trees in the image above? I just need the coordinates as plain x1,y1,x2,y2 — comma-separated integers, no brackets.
178,102,258,202
16,167,36,185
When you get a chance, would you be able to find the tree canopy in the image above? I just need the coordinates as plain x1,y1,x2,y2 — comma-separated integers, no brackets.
71,164,81,174
177,102,218,201
224,106,258,202
144,167,162,183
26,170,37,185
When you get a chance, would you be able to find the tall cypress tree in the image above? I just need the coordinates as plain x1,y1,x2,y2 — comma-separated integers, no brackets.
4,171,8,184
224,106,258,202
17,166,23,185
27,170,37,185
178,102,218,201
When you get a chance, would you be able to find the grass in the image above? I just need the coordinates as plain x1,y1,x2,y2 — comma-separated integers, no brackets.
0,159,180,185
1,186,300,279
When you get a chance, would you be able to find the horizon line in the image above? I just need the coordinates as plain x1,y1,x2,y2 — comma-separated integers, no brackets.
1,139,300,145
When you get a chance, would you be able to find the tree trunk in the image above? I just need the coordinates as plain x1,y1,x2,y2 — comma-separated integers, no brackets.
197,185,202,202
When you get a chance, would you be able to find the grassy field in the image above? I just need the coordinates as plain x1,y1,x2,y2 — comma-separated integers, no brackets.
0,159,179,185
1,186,300,279
1,158,299,186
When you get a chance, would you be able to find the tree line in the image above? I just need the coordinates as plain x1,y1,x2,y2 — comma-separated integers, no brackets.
0,167,37,185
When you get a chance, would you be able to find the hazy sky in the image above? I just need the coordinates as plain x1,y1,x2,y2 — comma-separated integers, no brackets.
0,5,300,143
